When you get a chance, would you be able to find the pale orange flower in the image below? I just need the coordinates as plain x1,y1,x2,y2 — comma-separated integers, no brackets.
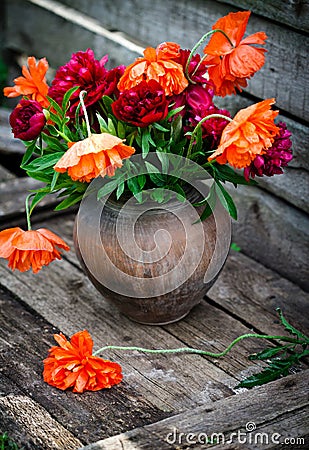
54,133,135,183
43,330,123,393
204,11,267,96
3,56,49,107
0,227,69,273
208,99,279,169
118,42,188,96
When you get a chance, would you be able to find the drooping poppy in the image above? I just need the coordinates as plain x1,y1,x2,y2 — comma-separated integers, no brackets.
208,98,279,168
54,133,135,183
0,227,70,273
43,330,123,393
204,11,267,96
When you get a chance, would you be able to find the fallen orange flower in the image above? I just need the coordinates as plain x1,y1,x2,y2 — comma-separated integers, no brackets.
118,42,188,96
0,227,69,273
204,11,267,96
54,133,135,183
208,98,279,168
3,56,50,108
43,330,123,393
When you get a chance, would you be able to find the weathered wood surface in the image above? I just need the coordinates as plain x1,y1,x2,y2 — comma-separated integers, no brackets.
227,184,309,291
0,200,308,449
14,0,308,120
63,0,309,34
81,370,309,450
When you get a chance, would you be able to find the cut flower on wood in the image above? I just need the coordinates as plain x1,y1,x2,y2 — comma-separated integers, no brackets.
1,9,293,273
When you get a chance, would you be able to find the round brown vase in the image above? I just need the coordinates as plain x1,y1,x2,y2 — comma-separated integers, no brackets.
74,189,231,325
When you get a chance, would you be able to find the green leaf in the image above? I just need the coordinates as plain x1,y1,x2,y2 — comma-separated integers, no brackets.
50,171,60,191
29,191,48,214
248,345,292,361
166,106,184,119
21,140,38,167
97,178,123,199
214,164,257,187
215,181,237,220
116,181,125,199
153,122,169,132
156,151,169,174
127,176,141,195
42,133,67,151
144,161,160,174
54,192,84,210
277,308,309,343
141,129,150,158
199,183,217,221
230,242,241,252
96,113,109,133
102,95,114,113
117,121,126,139
107,116,116,135
62,86,80,112
26,170,53,183
137,174,146,190
170,114,183,143
23,152,64,172
46,96,64,117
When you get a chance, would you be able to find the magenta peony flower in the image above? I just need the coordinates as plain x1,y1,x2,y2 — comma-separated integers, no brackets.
48,49,125,116
244,122,293,181
10,99,46,140
112,80,169,127
187,104,231,150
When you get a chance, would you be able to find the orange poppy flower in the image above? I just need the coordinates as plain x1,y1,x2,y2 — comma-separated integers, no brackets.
54,133,135,183
3,56,49,107
204,11,267,96
118,42,188,96
43,330,123,393
208,98,279,168
0,227,70,273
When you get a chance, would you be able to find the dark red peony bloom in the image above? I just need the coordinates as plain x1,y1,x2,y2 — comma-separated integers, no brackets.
112,80,169,127
9,99,46,140
48,49,125,117
244,122,293,180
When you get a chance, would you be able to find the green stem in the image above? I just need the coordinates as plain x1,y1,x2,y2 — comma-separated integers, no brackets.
57,130,71,143
93,333,304,357
187,113,232,159
79,90,92,138
185,29,234,83
25,194,33,231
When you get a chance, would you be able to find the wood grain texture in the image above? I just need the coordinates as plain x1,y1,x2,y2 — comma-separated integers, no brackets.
19,0,309,120
80,370,309,449
227,184,309,291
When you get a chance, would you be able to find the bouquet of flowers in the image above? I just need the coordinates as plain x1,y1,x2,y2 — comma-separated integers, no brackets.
0,10,293,274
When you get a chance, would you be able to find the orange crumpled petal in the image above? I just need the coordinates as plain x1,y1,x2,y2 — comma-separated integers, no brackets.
208,98,279,169
3,56,50,107
43,330,123,393
118,42,188,96
0,227,69,273
54,133,136,183
204,11,267,96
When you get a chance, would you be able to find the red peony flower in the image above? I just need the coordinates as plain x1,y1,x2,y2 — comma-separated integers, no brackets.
43,330,123,393
48,49,124,116
9,99,46,141
112,80,169,127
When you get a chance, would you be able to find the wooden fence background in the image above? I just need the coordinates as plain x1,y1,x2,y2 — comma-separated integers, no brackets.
1,0,309,290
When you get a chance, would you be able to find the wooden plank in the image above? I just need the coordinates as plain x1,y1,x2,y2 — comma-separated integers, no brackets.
17,0,309,120
208,251,309,336
0,164,15,182
5,0,142,69
215,0,309,33
0,378,83,450
80,370,309,449
227,184,309,291
0,177,60,223
62,0,309,34
0,286,169,445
